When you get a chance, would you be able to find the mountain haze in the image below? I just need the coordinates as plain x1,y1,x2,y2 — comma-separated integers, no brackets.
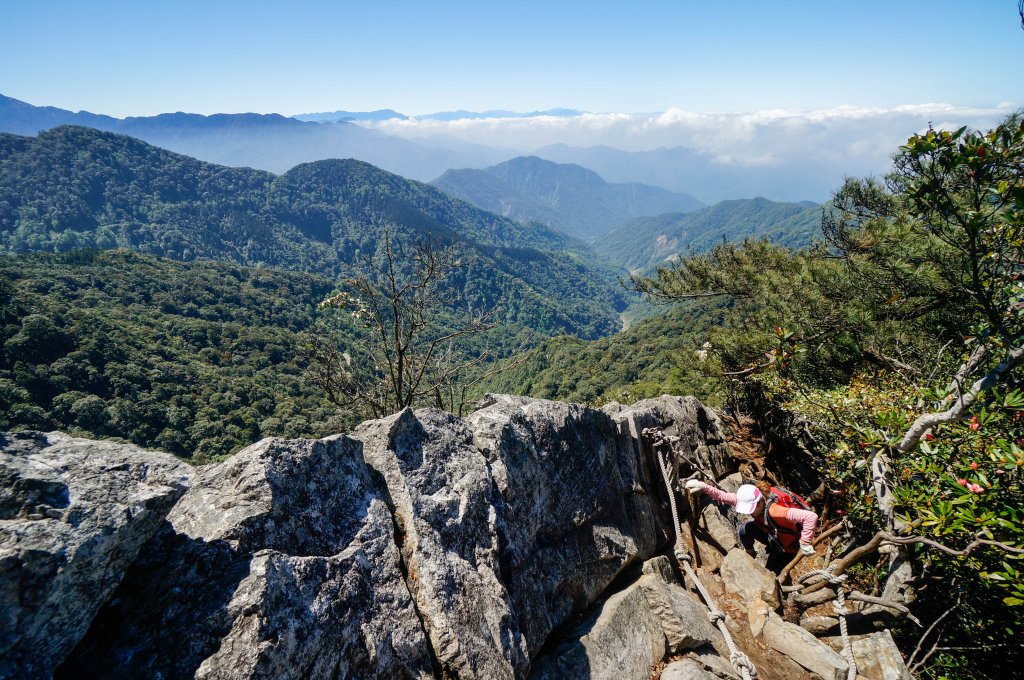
293,109,408,123
535,143,837,204
0,94,508,180
432,156,703,239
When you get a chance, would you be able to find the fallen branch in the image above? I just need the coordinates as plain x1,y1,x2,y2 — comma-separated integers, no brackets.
792,587,837,608
908,602,958,672
847,591,921,626
882,531,1024,557
863,347,918,375
778,521,848,581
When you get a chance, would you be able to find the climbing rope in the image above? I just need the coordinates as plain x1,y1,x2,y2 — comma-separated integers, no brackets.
653,440,758,680
803,568,858,680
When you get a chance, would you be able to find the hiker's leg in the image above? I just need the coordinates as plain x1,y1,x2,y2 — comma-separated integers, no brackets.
738,521,768,550
765,549,790,574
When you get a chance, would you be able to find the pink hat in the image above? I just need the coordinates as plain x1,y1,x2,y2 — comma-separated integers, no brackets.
735,484,762,514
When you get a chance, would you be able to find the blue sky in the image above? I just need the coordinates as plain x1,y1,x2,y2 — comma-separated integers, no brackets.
2,0,1021,117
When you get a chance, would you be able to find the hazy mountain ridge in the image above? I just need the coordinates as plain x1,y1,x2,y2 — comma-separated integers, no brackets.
294,108,586,123
0,94,509,180
293,109,408,122
0,94,859,203
0,126,629,340
593,197,822,271
535,143,833,204
432,156,704,239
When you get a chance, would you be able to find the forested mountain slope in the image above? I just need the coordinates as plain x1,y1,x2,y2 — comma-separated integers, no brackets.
432,156,703,239
593,197,821,271
0,250,345,460
0,126,629,339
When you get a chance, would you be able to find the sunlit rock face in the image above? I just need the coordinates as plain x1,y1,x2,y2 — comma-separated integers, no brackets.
61,435,433,680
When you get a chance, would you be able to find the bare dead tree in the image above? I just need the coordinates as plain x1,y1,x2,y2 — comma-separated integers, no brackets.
308,231,505,418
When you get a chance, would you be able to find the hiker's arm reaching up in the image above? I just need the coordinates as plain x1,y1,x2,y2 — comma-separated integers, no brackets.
684,480,738,507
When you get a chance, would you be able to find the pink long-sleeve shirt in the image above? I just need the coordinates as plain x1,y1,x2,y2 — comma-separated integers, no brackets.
702,485,818,545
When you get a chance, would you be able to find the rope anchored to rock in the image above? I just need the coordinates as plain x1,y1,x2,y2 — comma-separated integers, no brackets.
804,568,858,680
647,428,758,680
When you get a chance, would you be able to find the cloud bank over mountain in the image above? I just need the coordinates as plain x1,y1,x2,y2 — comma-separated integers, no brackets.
364,102,1018,201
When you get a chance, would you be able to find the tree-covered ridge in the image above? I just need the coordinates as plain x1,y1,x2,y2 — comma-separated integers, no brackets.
593,197,821,271
0,250,348,462
0,126,628,340
431,155,704,240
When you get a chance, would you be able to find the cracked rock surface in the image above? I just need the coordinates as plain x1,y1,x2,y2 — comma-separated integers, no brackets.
60,435,432,680
354,407,529,680
0,432,191,680
467,395,660,659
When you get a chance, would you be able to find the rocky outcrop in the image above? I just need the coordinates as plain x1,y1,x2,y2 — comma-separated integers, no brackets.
530,558,721,680
2,393,900,680
603,395,736,481
61,435,433,679
354,408,528,679
660,658,728,680
825,631,912,680
0,432,191,680
466,395,660,658
719,548,782,612
763,612,849,680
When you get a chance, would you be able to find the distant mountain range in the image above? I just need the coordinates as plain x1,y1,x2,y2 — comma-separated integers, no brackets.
294,108,586,123
293,109,409,123
593,197,822,271
0,94,508,180
431,156,704,239
0,126,629,339
0,94,842,204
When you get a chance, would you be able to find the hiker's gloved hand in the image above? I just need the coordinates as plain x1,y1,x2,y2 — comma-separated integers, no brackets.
684,479,706,493
799,543,815,556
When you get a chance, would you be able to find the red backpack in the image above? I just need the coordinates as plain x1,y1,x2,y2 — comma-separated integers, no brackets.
768,486,811,511
759,486,812,551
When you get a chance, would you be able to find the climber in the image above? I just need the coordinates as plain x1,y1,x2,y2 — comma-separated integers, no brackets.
684,479,818,574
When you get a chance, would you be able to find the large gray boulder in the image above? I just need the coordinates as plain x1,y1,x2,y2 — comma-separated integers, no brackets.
825,630,912,680
719,548,782,612
530,566,721,680
466,395,660,658
0,431,191,680
604,395,736,481
660,658,727,680
354,408,529,679
61,435,433,680
763,611,849,680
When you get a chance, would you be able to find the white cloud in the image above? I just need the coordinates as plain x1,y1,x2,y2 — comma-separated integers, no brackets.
364,103,1017,170
359,103,1018,201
